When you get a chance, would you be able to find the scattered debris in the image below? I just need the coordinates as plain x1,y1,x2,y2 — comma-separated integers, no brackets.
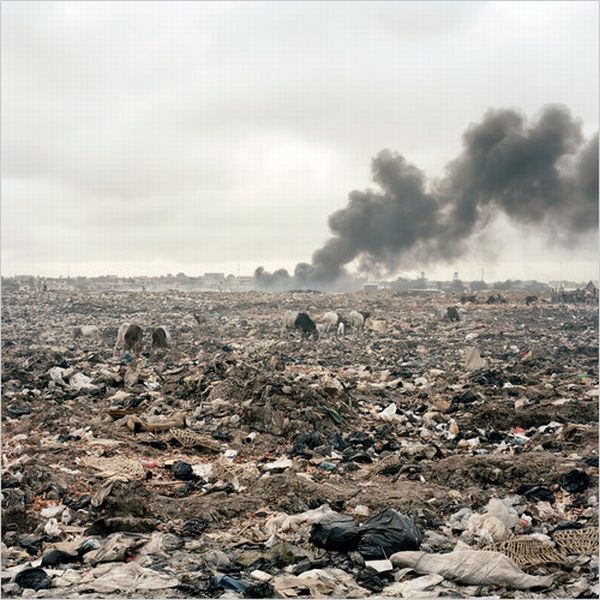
1,288,597,597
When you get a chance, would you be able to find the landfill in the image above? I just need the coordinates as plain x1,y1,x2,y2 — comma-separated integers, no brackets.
1,288,598,598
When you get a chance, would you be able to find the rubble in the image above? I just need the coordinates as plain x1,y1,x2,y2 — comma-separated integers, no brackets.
1,288,598,598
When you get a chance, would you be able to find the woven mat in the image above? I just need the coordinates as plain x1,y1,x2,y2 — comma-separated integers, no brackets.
81,455,146,479
483,537,571,569
162,428,222,452
553,528,598,556
208,379,245,402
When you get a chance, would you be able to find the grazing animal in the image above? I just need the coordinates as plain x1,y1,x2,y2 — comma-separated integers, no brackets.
553,287,596,304
113,322,131,355
193,313,207,325
295,312,319,340
282,310,298,338
446,306,460,322
323,311,350,336
151,327,171,351
348,310,370,334
74,325,99,338
123,324,144,357
487,293,507,304
525,295,538,306
282,311,319,340
322,311,340,333
460,294,477,303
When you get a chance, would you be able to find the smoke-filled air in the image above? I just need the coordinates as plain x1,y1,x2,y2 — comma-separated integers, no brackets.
255,105,599,290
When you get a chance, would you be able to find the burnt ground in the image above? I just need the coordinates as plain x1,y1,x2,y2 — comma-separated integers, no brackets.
1,289,598,598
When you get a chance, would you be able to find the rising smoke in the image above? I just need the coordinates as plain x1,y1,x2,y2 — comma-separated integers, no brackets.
255,105,598,290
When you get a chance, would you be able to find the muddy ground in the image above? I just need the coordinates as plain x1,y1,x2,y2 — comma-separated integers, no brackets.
1,289,598,598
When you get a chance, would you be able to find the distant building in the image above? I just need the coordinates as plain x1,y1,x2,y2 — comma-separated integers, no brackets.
203,273,225,290
236,276,254,290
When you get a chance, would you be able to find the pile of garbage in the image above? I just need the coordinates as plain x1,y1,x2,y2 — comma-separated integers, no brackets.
1,288,598,598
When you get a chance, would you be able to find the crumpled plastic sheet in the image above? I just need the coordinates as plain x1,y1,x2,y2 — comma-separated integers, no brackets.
465,497,519,543
83,533,149,566
53,561,179,593
381,574,444,597
264,504,334,536
390,549,554,590
273,568,368,598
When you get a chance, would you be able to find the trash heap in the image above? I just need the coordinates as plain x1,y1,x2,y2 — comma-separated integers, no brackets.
1,288,598,598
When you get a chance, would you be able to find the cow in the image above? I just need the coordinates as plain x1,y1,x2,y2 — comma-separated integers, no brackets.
322,311,340,334
446,306,460,322
525,295,538,306
348,310,370,335
113,322,131,356
282,310,297,338
487,293,507,304
193,313,207,325
282,311,319,341
151,327,171,352
295,312,319,340
123,324,144,357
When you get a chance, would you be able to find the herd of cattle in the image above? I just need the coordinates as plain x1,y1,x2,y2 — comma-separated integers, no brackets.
72,309,373,357
71,287,591,356
281,309,370,341
74,323,172,357
112,322,171,356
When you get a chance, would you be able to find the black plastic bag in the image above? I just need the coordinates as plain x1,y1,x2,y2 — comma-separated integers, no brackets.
560,469,590,493
14,568,52,590
355,567,385,593
516,483,555,503
172,460,195,480
357,508,421,559
244,581,275,598
41,548,80,568
310,508,421,557
309,513,360,552
181,518,209,537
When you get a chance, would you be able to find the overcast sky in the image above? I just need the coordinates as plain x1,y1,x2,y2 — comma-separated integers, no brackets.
2,1,598,281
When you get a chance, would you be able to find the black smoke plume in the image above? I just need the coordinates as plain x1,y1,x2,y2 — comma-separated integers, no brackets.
255,105,598,290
